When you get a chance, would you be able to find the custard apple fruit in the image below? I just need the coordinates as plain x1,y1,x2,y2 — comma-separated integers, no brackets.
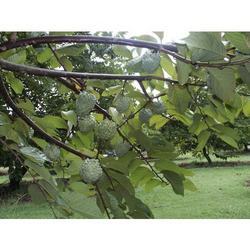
79,158,103,184
76,91,97,117
78,115,96,133
141,52,161,74
114,141,130,157
149,101,165,114
44,144,60,161
95,119,117,140
139,108,153,123
114,96,131,113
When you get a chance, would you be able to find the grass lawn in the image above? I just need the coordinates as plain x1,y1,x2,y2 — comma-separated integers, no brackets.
137,165,250,218
1,163,250,219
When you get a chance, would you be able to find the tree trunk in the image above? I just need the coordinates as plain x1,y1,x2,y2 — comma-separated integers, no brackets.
203,147,212,165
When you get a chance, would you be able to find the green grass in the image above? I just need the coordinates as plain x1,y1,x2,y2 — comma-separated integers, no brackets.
137,165,250,218
1,160,250,219
0,199,53,219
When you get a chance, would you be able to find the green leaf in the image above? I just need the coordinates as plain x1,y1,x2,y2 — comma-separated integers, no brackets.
243,98,250,116
24,159,56,187
20,147,49,164
0,112,11,126
17,99,35,114
60,56,73,71
238,66,250,88
7,49,26,64
189,113,208,135
168,85,191,113
102,85,123,97
212,124,239,141
154,32,164,41
101,157,128,175
149,114,168,129
218,135,239,149
59,191,103,218
56,44,85,56
86,80,106,89
0,48,16,59
38,179,58,200
69,182,95,196
132,34,158,43
155,159,193,177
109,171,135,195
184,179,197,192
176,60,192,84
5,72,24,94
130,166,154,187
144,178,162,192
185,32,226,61
28,183,47,204
225,32,250,54
162,170,185,196
32,137,48,150
160,54,176,78
61,110,77,126
33,115,67,130
195,130,211,152
37,48,53,63
208,68,235,102
112,45,132,58
106,191,127,218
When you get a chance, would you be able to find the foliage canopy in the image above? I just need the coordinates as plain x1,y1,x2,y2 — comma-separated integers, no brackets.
0,32,249,218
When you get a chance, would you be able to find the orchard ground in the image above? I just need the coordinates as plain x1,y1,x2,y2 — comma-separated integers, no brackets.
1,153,250,219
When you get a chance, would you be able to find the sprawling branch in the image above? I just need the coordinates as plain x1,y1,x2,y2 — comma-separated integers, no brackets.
0,35,178,54
0,59,178,83
0,77,88,159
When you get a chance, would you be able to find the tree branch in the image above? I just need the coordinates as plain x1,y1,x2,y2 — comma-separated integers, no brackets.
0,59,178,83
0,35,178,54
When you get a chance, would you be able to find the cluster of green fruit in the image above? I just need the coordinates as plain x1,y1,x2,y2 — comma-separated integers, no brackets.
139,101,165,123
76,91,117,141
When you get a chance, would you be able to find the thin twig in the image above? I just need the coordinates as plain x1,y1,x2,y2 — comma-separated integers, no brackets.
95,183,111,219
137,80,151,100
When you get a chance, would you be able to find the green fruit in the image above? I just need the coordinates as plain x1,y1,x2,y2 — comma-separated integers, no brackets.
44,144,60,161
78,115,96,133
95,119,117,140
150,101,165,114
139,108,153,123
114,141,130,157
141,52,161,74
79,159,103,184
114,96,131,113
76,91,97,117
